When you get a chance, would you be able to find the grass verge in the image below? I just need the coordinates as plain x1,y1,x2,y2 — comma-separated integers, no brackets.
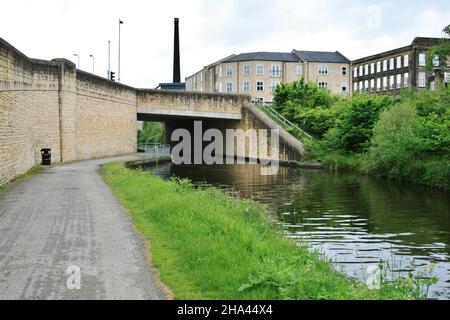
101,162,430,300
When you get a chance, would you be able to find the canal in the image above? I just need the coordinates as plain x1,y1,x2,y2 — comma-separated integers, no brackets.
146,162,450,299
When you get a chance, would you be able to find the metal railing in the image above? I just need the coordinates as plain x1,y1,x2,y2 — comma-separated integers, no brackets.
255,102,313,140
143,143,171,158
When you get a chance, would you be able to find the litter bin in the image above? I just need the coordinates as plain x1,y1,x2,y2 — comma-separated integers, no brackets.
41,148,52,165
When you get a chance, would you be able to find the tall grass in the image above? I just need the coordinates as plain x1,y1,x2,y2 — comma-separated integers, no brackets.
101,162,430,300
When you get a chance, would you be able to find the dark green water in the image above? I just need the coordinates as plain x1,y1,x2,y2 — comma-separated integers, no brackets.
147,162,450,299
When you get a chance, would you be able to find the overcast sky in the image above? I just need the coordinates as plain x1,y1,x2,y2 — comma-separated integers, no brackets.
1,0,449,88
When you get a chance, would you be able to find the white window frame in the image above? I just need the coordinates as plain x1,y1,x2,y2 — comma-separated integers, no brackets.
418,72,426,88
243,81,250,92
397,56,402,69
353,67,358,77
359,65,363,76
396,74,401,89
318,81,328,89
389,75,394,90
404,73,409,88
225,66,233,77
376,61,381,73
376,78,381,92
370,63,375,74
364,64,369,75
389,58,395,70
383,77,387,91
364,80,369,93
318,65,328,75
271,81,279,93
256,81,264,91
419,53,426,67
226,82,233,93
256,64,265,76
271,65,281,77
359,81,363,92
297,65,303,76
243,65,250,76
342,82,348,92
353,82,358,92
383,60,388,72
370,79,375,92
342,66,347,76
404,55,409,68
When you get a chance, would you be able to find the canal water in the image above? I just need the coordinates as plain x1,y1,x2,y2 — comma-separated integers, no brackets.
146,162,450,299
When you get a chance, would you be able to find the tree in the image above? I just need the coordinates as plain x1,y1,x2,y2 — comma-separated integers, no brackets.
426,24,450,86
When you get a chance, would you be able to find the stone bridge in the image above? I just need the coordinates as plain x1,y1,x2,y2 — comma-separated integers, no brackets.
0,38,303,184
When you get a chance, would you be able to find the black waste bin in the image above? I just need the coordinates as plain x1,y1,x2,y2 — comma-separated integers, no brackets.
41,148,52,165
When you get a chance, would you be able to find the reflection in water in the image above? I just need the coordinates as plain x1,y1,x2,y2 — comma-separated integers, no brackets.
146,162,450,299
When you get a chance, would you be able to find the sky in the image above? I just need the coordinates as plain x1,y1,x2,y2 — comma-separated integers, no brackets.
1,0,449,88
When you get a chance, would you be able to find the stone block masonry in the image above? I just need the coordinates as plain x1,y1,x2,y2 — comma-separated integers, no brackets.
0,38,137,184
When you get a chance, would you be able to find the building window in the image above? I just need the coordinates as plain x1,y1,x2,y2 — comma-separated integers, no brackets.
271,81,279,93
383,77,387,91
318,82,328,89
219,66,223,77
376,78,381,92
271,65,281,77
359,81,363,92
219,83,222,92
396,74,401,89
359,65,363,76
342,66,347,76
364,64,369,75
419,53,426,67
353,67,358,77
256,81,264,91
383,60,388,72
318,65,328,75
342,82,348,92
364,80,369,93
404,55,409,68
243,65,250,76
243,81,250,92
376,61,381,73
256,65,264,75
430,81,436,91
389,58,394,70
353,82,358,92
418,72,426,87
370,79,375,92
433,55,440,67
404,73,409,88
297,65,303,76
370,63,375,74
389,75,394,90
397,56,402,69
226,82,233,92
225,66,233,77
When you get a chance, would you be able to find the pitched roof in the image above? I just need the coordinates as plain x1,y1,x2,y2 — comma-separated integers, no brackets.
293,50,350,63
222,52,300,63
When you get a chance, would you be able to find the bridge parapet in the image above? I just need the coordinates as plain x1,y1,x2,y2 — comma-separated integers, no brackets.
137,89,250,121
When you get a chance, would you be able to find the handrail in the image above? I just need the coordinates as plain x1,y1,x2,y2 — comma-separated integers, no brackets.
255,103,313,140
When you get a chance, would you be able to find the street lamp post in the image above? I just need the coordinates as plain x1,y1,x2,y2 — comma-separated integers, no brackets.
73,53,80,69
90,54,95,74
118,19,123,82
107,40,111,79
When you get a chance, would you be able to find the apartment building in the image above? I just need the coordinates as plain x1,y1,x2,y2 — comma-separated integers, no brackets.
186,50,351,103
352,37,448,95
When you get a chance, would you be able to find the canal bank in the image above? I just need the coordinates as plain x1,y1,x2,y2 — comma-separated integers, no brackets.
101,161,433,300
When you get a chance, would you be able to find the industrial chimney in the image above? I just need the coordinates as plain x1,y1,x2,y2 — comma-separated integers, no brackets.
173,18,181,83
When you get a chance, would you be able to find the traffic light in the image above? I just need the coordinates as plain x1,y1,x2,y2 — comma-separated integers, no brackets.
110,71,116,81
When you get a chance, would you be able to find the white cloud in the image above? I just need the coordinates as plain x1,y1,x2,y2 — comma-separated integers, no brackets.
1,0,448,87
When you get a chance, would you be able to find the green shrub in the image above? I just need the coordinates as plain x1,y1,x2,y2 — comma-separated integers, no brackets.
337,94,393,153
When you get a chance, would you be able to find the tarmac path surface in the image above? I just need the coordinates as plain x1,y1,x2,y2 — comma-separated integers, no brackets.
0,155,165,300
